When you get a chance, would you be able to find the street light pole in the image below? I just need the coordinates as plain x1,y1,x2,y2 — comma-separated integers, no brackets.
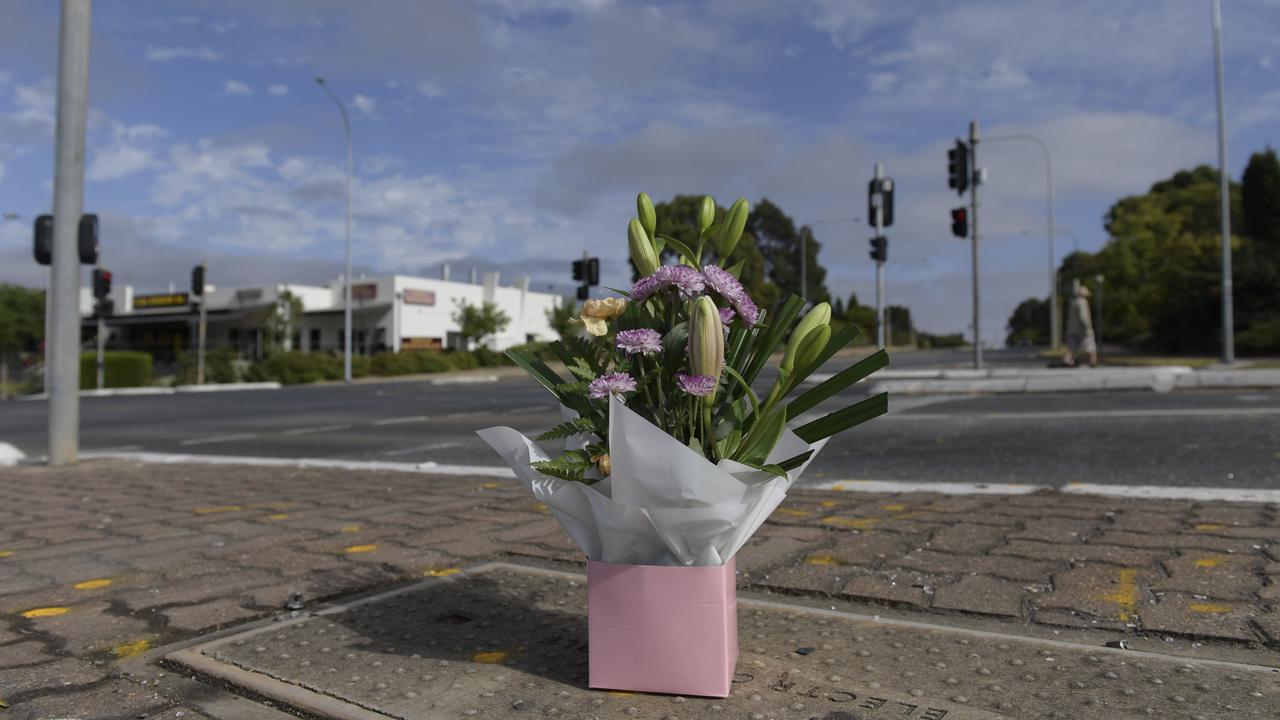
984,133,1057,350
316,77,354,383
1211,0,1234,364
48,0,92,465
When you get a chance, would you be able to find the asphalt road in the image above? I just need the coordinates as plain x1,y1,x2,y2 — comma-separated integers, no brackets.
2,353,1277,489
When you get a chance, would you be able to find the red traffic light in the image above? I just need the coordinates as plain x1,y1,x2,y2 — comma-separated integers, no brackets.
950,207,968,238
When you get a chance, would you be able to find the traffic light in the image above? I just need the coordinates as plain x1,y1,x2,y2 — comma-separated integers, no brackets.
951,207,968,238
572,259,587,282
948,140,970,195
576,285,590,301
191,264,206,297
78,213,99,264
92,268,112,300
587,257,600,286
33,215,52,265
867,178,894,227
868,236,888,263
32,213,100,265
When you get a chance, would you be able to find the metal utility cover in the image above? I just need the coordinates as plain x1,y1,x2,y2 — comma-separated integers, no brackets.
167,562,1277,719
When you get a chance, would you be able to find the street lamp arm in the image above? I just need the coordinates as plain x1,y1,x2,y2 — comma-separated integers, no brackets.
315,77,351,140
316,76,355,383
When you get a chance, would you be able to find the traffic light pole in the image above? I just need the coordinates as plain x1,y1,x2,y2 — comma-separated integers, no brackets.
969,121,982,370
95,266,104,391
873,162,885,349
197,260,208,385
48,0,92,466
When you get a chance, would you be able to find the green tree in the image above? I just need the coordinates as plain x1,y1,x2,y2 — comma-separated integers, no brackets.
0,284,45,397
1005,297,1050,346
1242,147,1280,250
746,198,830,304
453,300,510,348
547,299,578,341
262,289,304,355
1237,148,1280,353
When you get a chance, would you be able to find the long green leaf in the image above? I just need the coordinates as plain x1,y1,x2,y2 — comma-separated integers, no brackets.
786,349,889,419
656,233,698,264
775,449,814,472
507,350,567,403
741,295,804,386
793,392,888,444
721,366,761,420
734,406,786,466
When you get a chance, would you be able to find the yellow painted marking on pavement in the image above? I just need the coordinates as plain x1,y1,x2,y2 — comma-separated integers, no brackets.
341,525,362,533
0,551,12,558
480,482,501,489
1193,523,1224,532
822,516,878,530
829,483,846,491
113,639,151,658
344,545,378,554
806,553,840,566
531,502,548,512
1188,602,1233,614
608,691,637,698
268,513,290,520
472,651,507,664
193,505,241,515
882,503,907,512
74,578,112,590
1193,556,1230,568
0,697,7,708
20,606,69,619
424,568,461,577
774,508,812,517
1097,568,1139,622
820,500,837,508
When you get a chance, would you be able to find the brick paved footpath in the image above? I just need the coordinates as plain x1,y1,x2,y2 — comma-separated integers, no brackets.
0,459,1278,718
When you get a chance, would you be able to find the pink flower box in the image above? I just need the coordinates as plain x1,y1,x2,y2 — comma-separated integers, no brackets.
587,558,738,698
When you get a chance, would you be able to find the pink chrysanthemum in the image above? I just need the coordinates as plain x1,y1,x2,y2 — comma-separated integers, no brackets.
631,265,706,301
675,372,717,397
702,264,758,325
588,372,637,399
616,328,662,355
718,307,736,325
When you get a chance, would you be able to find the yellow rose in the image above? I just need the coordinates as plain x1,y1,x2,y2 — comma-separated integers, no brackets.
579,298,627,336
593,453,611,477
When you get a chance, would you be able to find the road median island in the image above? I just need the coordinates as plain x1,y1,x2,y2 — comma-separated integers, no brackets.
1,459,1277,717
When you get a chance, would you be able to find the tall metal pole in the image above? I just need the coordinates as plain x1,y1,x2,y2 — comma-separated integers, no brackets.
969,121,982,370
95,272,104,391
985,133,1056,349
1211,0,1234,364
196,260,207,385
48,0,91,465
873,162,885,349
316,77,354,382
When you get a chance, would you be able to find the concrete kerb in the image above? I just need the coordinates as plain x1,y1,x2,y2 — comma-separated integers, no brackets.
16,381,282,401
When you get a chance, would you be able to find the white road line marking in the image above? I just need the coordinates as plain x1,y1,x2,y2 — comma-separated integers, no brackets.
373,415,430,426
83,444,143,452
380,441,463,457
886,407,1280,421
179,433,258,446
807,479,1039,495
282,424,352,436
441,411,490,419
79,450,517,478
505,405,554,414
1061,483,1280,504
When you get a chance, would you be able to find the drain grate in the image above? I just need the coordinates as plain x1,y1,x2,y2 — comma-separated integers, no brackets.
166,562,1278,720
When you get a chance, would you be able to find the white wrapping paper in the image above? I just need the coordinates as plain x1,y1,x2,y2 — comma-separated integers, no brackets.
477,394,827,566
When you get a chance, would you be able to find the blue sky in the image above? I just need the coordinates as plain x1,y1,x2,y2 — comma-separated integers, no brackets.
2,0,1278,343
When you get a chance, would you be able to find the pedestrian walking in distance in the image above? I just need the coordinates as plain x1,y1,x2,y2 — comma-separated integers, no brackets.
1063,280,1097,368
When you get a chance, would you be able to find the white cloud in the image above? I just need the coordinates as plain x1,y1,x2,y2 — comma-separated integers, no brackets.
211,20,238,35
352,94,378,117
267,84,290,96
224,80,253,96
416,81,443,98
88,145,153,181
145,45,221,62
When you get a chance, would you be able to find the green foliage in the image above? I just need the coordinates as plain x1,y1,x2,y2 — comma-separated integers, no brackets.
1006,298,1050,346
537,416,601,441
1242,147,1280,250
245,352,343,384
746,198,830,304
530,449,596,483
546,300,579,341
261,290,304,355
80,351,152,389
0,284,44,354
452,300,511,347
916,332,966,349
176,347,238,384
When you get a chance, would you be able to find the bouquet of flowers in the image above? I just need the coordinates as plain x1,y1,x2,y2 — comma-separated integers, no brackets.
479,193,887,697
480,193,888,565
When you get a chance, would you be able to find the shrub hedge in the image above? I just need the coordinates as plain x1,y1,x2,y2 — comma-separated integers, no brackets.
244,342,552,385
79,351,152,389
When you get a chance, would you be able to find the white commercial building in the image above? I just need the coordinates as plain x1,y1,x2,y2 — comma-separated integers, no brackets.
81,272,564,362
